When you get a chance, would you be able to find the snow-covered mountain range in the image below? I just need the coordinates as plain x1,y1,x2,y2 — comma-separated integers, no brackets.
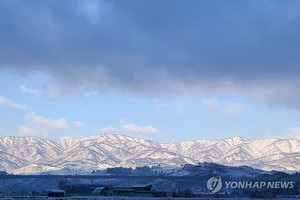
0,134,299,174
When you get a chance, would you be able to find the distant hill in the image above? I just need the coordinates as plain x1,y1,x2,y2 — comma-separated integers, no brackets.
0,162,299,197
0,134,299,174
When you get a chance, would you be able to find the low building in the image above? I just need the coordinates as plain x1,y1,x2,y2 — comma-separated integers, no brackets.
92,186,111,196
47,189,65,197
92,184,153,197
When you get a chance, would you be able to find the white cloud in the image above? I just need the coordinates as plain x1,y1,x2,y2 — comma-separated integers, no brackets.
122,124,158,135
19,85,41,96
285,127,300,140
18,112,68,137
74,121,84,128
0,96,28,110
203,98,244,116
100,125,119,133
18,126,32,136
27,112,67,128
19,83,74,99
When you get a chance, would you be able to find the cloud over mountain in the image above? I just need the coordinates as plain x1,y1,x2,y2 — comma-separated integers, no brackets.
122,124,158,135
18,112,68,137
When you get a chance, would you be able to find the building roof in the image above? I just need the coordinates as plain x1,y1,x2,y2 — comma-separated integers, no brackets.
92,187,109,193
46,189,65,193
131,184,152,188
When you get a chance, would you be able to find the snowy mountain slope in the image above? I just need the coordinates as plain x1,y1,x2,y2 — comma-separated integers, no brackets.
0,134,299,174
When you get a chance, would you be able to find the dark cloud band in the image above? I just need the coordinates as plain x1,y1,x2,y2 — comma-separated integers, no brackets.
1,0,300,108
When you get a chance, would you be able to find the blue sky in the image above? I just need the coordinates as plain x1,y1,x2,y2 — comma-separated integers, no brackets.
1,0,300,142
